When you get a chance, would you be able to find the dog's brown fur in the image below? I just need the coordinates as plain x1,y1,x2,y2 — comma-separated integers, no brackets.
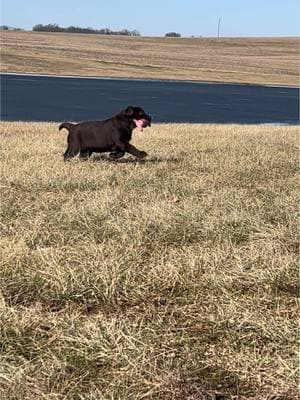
59,106,151,160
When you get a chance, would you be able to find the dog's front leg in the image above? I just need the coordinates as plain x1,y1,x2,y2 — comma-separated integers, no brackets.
113,136,147,159
124,143,147,158
109,150,125,160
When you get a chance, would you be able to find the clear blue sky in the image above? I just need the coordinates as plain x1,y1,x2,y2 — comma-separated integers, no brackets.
1,0,299,37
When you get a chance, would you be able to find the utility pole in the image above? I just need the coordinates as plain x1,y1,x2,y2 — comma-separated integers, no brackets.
217,17,221,39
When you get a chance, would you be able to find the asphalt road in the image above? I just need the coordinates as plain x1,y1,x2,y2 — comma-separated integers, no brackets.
1,73,299,124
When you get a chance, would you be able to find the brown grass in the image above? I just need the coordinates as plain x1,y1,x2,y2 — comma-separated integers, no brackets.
1,30,299,86
0,122,299,399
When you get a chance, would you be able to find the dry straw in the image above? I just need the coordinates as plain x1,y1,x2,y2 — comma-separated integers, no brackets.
0,122,299,399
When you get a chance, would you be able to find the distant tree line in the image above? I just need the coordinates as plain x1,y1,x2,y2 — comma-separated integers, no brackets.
165,32,181,37
1,24,184,37
32,24,141,36
0,25,23,31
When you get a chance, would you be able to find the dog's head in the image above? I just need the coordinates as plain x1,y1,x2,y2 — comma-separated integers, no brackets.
120,106,151,130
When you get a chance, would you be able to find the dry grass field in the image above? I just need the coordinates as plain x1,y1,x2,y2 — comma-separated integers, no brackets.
1,30,299,86
0,122,299,399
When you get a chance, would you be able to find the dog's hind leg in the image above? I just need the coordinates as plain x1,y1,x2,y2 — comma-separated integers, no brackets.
79,150,92,160
63,145,72,160
63,144,80,160
64,134,80,161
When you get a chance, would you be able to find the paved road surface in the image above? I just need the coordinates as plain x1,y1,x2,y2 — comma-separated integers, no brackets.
1,73,299,124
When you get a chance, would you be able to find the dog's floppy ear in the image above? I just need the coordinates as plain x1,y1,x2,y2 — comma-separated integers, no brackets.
123,106,134,117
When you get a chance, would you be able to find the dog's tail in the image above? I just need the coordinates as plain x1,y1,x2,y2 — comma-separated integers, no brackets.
59,122,75,132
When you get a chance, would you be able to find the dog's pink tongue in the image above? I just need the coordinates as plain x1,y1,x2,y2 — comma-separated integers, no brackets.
134,119,144,131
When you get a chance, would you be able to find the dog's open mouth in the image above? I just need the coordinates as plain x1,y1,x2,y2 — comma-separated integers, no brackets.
134,118,149,131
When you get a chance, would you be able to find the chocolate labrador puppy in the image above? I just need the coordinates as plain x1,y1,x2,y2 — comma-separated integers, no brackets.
59,106,151,160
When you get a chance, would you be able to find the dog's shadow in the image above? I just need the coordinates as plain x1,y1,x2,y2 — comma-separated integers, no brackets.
91,155,180,164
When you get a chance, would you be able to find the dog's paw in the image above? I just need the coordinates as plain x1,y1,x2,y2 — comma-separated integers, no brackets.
139,151,148,158
109,151,125,160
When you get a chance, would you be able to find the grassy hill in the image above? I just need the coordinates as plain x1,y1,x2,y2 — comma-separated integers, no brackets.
1,31,299,86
